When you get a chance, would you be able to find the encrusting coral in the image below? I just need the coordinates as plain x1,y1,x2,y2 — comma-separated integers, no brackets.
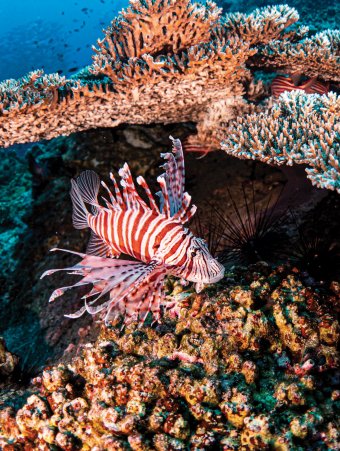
0,266,339,449
221,90,340,193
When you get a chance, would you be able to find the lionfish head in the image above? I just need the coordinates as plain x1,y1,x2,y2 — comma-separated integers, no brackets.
182,236,225,291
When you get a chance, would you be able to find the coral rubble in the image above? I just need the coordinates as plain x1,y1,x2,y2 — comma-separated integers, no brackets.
1,266,338,449
222,91,340,193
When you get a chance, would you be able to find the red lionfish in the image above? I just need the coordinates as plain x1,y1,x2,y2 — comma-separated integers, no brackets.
271,76,329,97
41,137,225,324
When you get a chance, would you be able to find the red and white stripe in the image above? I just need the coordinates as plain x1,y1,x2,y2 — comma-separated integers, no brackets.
271,76,329,97
43,137,224,325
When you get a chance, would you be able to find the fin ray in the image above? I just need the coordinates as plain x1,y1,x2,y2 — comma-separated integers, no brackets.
70,180,89,229
86,231,112,257
76,170,100,205
43,250,166,323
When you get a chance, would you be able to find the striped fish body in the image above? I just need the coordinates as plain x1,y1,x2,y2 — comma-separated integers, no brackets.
42,137,225,325
88,208,223,285
271,76,329,97
87,208,186,263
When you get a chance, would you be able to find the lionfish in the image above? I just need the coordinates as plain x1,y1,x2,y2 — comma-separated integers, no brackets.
271,75,329,97
41,137,224,324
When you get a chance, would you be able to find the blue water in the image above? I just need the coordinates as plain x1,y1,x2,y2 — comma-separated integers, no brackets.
0,0,128,80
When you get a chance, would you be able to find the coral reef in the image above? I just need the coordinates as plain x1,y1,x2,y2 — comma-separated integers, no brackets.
221,0,340,34
0,266,339,449
0,0,326,151
221,91,340,193
0,338,18,378
0,1,338,195
0,70,66,115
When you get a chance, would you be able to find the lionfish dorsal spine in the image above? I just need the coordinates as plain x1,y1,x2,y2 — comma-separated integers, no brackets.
118,163,149,211
136,175,161,214
155,136,193,223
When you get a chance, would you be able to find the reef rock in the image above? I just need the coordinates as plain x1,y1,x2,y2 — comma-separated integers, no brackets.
0,266,338,449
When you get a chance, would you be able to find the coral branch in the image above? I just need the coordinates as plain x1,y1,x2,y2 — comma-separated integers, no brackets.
222,4,300,45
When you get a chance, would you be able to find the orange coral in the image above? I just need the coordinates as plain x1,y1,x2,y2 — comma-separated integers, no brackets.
0,1,299,149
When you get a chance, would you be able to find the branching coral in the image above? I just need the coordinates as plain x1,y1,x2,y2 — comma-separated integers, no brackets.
222,4,300,45
0,0,338,202
0,266,338,449
0,1,306,149
91,0,222,74
0,70,66,114
221,91,340,193
252,29,340,82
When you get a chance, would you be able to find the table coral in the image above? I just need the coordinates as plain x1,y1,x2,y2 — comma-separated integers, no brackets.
221,91,340,193
0,266,338,449
0,0,319,150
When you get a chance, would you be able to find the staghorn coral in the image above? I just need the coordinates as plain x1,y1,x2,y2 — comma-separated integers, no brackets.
0,1,307,149
221,90,340,193
0,265,338,449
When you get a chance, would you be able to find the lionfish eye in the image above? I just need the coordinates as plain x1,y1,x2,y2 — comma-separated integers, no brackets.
191,249,198,257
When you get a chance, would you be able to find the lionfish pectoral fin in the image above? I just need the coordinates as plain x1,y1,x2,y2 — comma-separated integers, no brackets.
43,249,166,324
86,231,119,258
105,265,166,326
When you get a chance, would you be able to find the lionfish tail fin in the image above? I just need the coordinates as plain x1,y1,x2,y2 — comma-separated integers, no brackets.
43,250,166,326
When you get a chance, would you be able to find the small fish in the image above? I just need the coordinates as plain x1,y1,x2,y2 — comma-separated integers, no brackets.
41,137,224,325
271,76,329,97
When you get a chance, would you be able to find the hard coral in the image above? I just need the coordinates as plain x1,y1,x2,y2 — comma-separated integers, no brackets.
0,1,302,149
253,29,340,82
221,91,340,193
0,266,338,449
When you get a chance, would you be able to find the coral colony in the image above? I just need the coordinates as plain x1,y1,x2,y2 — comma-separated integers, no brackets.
0,1,338,191
0,0,339,449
